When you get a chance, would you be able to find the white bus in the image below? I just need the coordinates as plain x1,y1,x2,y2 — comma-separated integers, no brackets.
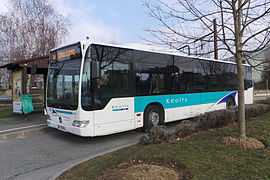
45,41,253,137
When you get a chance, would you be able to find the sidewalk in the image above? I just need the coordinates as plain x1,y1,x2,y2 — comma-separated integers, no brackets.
0,112,49,138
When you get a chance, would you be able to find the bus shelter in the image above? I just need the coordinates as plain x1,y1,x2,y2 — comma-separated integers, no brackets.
0,56,49,114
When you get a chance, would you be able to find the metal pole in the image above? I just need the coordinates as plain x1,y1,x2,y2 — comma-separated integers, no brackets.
213,19,218,60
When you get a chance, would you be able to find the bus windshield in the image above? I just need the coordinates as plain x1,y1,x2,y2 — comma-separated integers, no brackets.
47,59,81,110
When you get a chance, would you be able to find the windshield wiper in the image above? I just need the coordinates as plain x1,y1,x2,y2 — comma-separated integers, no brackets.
47,102,61,109
61,101,76,110
48,101,76,110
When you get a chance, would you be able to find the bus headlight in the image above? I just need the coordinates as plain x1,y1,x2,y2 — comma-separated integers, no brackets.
72,120,89,128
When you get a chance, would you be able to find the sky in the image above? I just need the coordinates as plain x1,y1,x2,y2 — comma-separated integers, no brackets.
0,0,157,45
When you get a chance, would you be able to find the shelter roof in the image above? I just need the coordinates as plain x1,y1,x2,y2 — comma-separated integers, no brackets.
0,56,49,70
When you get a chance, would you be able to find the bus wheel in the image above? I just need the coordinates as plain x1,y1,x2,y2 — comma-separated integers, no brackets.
144,105,164,131
226,97,235,109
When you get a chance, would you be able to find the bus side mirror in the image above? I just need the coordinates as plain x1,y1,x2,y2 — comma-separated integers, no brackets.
91,61,100,79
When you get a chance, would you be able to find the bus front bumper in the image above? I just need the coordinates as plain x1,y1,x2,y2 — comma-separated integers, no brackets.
47,120,91,137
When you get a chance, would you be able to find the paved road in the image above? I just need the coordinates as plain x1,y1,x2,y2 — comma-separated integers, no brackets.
0,120,179,180
0,129,145,180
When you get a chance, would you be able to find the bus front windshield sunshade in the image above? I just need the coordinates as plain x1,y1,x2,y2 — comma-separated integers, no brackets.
47,59,81,110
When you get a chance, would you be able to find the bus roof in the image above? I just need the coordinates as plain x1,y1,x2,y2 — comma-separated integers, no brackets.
52,40,250,67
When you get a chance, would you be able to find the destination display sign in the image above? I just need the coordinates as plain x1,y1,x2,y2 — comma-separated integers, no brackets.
50,43,82,62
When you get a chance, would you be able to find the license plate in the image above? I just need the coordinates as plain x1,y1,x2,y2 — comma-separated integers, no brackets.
57,125,66,131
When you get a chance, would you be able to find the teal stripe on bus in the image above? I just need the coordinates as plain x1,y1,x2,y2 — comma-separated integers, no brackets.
55,110,73,115
134,91,235,113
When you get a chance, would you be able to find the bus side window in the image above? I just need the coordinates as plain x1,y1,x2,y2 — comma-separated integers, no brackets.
150,74,165,94
136,73,150,95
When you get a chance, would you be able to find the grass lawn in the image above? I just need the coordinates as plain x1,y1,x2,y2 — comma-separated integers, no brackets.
0,107,13,119
0,103,43,120
58,113,270,180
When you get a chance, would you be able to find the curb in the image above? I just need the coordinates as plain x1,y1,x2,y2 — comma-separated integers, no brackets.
0,124,54,140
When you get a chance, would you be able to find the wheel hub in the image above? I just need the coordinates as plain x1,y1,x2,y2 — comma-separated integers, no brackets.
149,111,159,126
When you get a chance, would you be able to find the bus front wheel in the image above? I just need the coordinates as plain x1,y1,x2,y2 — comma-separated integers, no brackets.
143,105,164,132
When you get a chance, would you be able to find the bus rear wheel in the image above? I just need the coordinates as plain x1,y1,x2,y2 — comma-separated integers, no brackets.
226,97,235,109
143,105,164,132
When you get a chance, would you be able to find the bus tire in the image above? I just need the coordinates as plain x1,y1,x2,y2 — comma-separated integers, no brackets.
143,105,164,132
226,96,235,109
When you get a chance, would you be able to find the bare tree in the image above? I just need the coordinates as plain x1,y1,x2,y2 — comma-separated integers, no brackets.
0,0,70,62
143,0,270,138
259,47,270,83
